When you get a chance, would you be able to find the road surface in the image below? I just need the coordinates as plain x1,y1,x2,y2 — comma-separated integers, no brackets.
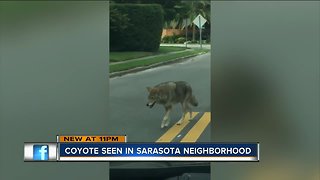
108,53,211,143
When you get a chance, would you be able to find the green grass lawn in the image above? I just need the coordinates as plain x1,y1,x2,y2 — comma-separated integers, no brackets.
110,48,209,73
110,46,187,62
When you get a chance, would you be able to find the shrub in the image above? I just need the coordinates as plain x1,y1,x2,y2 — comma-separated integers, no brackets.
161,34,186,44
176,37,186,44
191,40,199,44
110,4,164,52
161,36,171,43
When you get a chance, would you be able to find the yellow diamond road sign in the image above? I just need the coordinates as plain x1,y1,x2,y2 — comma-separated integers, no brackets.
193,14,207,28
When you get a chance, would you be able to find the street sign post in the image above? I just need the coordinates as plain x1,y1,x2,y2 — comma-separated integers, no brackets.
185,19,187,48
193,14,207,49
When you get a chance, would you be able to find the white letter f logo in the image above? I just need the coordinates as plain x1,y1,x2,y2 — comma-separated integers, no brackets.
39,146,48,160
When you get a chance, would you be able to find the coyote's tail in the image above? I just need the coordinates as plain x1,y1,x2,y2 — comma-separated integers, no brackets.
189,95,198,107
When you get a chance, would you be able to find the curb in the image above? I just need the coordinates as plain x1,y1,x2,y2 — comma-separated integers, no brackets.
109,52,207,78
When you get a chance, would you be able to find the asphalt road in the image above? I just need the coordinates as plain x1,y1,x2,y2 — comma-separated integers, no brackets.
108,52,211,143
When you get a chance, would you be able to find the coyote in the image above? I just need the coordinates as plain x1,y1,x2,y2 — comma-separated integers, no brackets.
146,81,198,128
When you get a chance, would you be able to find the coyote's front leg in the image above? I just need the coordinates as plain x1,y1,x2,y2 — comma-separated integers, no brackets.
161,105,172,128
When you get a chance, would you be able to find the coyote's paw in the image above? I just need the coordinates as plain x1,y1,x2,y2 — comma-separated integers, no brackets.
162,117,169,128
177,119,183,125
188,113,193,121
161,123,165,128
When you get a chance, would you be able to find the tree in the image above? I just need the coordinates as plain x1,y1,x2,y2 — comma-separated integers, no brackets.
111,0,181,23
178,1,210,41
110,0,211,42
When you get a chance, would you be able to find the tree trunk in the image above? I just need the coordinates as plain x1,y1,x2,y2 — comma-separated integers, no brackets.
192,24,195,41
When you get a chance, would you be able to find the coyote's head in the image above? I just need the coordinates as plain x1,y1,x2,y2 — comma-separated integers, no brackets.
146,87,159,108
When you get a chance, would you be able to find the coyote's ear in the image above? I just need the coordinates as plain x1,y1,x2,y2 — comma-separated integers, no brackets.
146,87,152,92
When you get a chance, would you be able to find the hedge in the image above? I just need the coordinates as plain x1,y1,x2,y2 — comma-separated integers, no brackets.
110,4,164,52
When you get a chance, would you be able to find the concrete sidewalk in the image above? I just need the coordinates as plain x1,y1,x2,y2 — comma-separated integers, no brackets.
161,43,211,49
110,48,193,65
110,51,209,78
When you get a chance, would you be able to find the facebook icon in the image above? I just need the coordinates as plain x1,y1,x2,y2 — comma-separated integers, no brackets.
33,145,49,160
